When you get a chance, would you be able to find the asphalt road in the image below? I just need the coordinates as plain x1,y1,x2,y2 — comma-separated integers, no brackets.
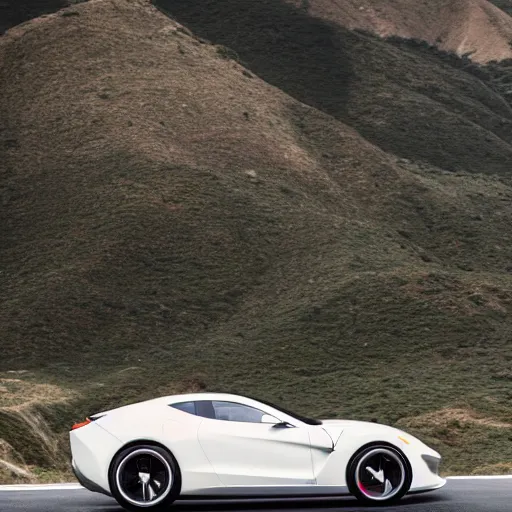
0,479,510,512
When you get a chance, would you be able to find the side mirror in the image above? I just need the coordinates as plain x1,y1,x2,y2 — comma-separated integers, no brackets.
271,421,294,429
261,414,280,424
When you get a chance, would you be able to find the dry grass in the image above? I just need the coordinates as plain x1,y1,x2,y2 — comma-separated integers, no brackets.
471,462,512,475
0,379,72,411
0,376,74,482
397,408,512,430
0,439,34,483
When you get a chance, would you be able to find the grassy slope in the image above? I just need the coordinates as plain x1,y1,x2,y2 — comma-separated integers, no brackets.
0,0,511,480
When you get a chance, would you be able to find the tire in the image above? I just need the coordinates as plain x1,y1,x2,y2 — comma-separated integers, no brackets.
109,444,181,512
347,444,412,505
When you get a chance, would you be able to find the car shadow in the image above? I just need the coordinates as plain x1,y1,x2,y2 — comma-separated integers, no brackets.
169,493,446,511
95,493,446,512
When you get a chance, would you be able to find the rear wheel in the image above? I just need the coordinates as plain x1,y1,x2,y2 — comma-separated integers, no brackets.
109,444,180,511
347,445,411,505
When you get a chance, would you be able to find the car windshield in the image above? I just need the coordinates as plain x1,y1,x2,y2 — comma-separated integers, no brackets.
247,396,323,425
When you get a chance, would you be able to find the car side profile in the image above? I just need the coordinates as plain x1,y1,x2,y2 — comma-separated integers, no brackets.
70,392,446,511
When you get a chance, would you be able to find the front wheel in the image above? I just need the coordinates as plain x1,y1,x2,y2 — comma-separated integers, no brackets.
109,444,181,511
347,445,412,505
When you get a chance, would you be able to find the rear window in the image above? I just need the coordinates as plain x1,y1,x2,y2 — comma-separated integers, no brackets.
170,401,196,415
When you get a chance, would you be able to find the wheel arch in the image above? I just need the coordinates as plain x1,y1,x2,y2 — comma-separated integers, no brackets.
107,439,182,495
345,440,413,492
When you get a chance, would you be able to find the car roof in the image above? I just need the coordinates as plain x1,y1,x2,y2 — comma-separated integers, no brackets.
91,392,322,426
92,392,257,418
158,392,259,405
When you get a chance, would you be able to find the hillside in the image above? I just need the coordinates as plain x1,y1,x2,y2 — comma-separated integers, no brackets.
158,0,512,178
1,0,512,482
284,0,512,63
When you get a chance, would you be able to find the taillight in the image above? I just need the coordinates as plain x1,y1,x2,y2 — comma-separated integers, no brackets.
71,418,91,430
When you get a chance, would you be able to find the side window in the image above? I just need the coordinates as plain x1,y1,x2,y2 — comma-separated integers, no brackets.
211,401,267,423
170,401,196,415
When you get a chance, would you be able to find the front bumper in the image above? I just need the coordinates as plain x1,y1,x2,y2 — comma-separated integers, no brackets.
408,478,447,494
422,453,442,475
409,449,446,493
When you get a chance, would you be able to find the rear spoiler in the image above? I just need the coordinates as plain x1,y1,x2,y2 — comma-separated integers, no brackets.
71,413,105,431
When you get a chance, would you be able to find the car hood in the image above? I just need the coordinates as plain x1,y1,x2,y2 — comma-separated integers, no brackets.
321,419,396,428
319,419,439,454
319,419,405,447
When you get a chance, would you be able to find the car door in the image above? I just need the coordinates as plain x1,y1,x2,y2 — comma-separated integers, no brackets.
196,400,315,486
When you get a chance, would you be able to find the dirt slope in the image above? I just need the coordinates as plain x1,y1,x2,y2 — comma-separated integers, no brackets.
286,0,512,63
1,0,512,478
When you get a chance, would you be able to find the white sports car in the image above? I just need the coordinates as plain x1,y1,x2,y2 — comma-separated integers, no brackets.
70,392,445,511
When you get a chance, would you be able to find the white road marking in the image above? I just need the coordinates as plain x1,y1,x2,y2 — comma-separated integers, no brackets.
447,475,512,480
0,484,83,491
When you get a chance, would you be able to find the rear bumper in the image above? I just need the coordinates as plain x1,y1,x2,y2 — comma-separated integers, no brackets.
69,421,122,495
72,460,112,497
